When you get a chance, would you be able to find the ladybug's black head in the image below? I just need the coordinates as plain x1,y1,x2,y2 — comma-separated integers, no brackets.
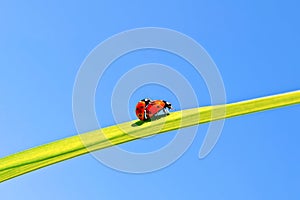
164,101,173,110
141,98,152,106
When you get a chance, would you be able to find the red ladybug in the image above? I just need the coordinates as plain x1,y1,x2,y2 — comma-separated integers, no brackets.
145,100,173,119
135,98,173,121
135,98,152,121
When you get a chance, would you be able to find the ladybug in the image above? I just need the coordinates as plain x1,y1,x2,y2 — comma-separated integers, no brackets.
135,98,173,121
135,98,152,121
145,100,173,120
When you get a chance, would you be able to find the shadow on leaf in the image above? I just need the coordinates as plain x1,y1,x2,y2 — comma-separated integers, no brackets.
131,113,169,127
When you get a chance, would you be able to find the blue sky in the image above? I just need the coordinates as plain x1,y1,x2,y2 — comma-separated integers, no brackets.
1,1,300,199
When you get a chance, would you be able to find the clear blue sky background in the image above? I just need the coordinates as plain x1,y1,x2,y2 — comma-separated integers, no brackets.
1,1,300,199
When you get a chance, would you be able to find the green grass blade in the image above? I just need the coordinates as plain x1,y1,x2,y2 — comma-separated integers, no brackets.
1,90,300,182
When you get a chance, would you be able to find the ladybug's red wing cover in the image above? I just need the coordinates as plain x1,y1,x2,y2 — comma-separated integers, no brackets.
146,100,165,119
135,101,146,121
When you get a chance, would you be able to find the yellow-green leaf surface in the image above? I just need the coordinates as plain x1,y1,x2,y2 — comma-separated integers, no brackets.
1,90,300,182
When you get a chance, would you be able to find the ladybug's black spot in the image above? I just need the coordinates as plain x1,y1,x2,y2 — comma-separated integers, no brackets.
156,105,160,108
140,106,144,109
139,114,142,117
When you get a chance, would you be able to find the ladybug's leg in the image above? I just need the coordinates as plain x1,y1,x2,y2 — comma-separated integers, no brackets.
163,108,170,115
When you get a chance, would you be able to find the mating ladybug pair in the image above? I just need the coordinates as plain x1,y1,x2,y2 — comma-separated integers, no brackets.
135,98,173,121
